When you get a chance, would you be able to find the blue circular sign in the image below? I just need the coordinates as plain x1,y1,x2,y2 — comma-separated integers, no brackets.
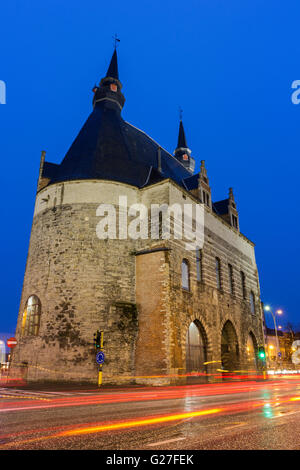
96,351,105,365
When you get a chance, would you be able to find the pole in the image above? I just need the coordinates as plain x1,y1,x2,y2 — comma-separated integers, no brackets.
98,331,104,387
271,310,280,369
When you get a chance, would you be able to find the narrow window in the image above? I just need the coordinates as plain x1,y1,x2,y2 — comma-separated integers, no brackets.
216,257,222,290
228,264,234,295
240,271,246,299
196,248,202,282
182,259,190,290
158,211,163,238
250,291,256,315
203,192,210,207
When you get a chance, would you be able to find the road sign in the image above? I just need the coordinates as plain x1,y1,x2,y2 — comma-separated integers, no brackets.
6,337,17,348
96,351,105,365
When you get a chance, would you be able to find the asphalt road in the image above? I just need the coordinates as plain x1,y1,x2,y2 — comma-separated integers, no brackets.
1,377,300,450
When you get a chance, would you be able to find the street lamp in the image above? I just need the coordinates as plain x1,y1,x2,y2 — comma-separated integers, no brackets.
264,305,283,368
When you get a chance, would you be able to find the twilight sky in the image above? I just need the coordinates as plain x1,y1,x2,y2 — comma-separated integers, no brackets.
1,0,300,334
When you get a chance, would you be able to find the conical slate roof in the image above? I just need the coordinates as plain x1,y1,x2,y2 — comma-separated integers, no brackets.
41,51,194,189
106,48,119,79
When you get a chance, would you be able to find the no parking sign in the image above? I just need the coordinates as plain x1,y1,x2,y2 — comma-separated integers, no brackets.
96,351,105,365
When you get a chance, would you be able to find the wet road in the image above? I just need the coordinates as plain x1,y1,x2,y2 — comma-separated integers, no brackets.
0,378,300,450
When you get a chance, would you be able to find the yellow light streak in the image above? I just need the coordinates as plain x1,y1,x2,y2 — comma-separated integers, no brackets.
58,408,223,437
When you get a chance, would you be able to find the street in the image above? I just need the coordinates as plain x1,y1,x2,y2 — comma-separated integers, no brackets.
0,377,300,450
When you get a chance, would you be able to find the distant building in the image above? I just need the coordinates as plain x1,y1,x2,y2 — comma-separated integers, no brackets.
265,327,285,367
266,327,300,369
0,341,5,365
11,49,265,385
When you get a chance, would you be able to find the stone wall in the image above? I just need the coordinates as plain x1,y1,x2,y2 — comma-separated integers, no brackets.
11,178,264,384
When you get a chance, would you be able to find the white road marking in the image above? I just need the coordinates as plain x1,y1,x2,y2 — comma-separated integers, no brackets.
271,410,300,419
147,437,186,447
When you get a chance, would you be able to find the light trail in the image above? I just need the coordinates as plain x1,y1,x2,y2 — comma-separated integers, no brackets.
1,380,300,413
57,408,223,437
0,392,300,448
0,407,223,446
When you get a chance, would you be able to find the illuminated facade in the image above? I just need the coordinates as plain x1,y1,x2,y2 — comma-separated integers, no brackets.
11,50,265,384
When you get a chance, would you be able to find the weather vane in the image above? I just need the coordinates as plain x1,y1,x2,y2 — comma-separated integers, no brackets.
113,34,120,49
179,106,183,121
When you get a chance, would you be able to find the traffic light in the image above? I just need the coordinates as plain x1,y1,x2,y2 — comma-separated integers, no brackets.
94,330,101,349
258,346,266,360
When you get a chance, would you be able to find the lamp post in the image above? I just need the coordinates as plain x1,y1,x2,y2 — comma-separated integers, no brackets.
264,306,283,369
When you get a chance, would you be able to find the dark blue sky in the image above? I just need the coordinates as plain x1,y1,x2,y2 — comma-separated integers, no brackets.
1,0,299,334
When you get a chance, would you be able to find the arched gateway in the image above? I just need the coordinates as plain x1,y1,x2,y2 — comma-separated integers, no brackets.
185,320,208,382
221,320,240,372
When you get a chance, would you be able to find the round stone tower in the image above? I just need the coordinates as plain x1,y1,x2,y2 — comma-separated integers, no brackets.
11,49,194,385
11,48,266,385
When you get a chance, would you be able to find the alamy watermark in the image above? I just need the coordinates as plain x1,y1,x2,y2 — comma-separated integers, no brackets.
95,196,204,250
291,80,300,104
0,80,6,104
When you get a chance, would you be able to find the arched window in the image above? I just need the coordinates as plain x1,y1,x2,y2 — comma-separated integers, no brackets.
21,295,41,337
181,259,190,290
215,257,222,290
250,291,256,315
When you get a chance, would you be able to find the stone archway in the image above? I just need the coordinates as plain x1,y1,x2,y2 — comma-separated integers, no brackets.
185,320,208,383
221,320,240,372
246,332,258,371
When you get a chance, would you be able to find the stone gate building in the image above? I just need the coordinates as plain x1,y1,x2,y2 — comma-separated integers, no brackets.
11,49,265,385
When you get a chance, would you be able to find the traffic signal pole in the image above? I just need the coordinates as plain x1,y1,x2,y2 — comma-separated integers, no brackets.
98,331,104,387
94,330,104,388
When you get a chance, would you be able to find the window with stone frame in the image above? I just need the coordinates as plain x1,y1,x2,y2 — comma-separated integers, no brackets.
196,248,202,282
202,191,210,207
228,263,234,295
232,214,238,229
250,291,256,315
181,259,190,291
240,271,247,299
21,295,41,337
215,257,222,290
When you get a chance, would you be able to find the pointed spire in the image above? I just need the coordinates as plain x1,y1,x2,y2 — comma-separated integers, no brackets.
93,47,125,111
174,117,195,173
106,48,119,80
177,120,188,149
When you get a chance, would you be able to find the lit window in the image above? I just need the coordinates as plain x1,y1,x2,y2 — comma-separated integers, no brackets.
21,295,41,337
110,84,117,92
182,259,190,290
